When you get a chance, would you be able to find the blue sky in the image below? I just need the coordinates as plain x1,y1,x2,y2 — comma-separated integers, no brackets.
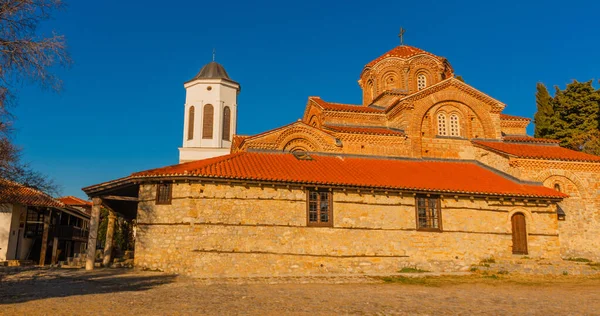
12,0,600,198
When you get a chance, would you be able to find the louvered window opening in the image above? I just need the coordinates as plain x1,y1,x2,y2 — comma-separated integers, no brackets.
187,106,195,140
222,106,231,141
203,104,214,139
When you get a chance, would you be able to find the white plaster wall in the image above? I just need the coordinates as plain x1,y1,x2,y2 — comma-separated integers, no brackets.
180,78,239,163
0,203,13,261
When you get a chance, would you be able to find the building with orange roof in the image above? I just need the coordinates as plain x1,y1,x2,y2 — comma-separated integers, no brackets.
82,40,600,277
0,182,90,265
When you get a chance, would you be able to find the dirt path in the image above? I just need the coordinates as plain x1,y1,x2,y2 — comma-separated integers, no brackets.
1,268,599,315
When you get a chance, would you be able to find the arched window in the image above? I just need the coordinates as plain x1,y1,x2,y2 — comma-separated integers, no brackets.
222,106,231,141
417,73,427,90
554,183,561,192
187,106,195,140
449,114,460,137
437,113,447,136
202,104,214,139
366,79,374,102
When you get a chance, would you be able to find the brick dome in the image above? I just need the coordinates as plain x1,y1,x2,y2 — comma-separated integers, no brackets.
365,45,447,68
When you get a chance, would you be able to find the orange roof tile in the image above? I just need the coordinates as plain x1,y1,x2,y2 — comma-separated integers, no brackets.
311,97,383,113
366,45,445,68
131,152,564,199
500,113,531,121
503,136,560,144
323,125,405,136
473,141,600,162
0,180,64,208
58,196,92,206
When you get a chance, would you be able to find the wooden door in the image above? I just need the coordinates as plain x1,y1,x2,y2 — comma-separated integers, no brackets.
511,213,528,254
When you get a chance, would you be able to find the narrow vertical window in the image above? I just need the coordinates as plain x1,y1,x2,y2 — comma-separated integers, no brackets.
554,183,561,192
203,104,214,139
415,196,442,231
187,106,195,140
222,106,231,141
156,183,172,205
437,113,447,136
307,189,332,227
417,73,427,90
449,114,460,137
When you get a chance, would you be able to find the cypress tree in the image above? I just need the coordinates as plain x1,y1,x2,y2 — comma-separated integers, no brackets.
533,83,554,138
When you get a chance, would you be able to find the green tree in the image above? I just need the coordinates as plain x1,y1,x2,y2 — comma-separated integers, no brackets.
551,80,600,151
534,83,554,138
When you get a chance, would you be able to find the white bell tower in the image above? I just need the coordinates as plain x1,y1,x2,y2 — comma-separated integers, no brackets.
179,60,240,163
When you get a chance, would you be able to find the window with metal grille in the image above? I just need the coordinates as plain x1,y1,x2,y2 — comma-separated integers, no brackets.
417,73,427,90
307,189,332,227
437,113,447,136
202,104,214,139
156,183,172,205
416,196,442,231
187,106,195,140
222,106,231,141
449,114,460,136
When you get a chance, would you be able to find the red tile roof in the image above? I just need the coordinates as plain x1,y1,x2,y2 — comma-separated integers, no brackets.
473,141,600,162
323,125,405,136
58,196,92,206
311,97,383,113
366,45,444,68
500,114,531,121
503,136,560,144
0,180,64,208
131,152,565,199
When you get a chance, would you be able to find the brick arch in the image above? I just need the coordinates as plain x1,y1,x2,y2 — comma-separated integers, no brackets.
379,69,401,92
534,169,587,199
419,101,491,139
275,125,339,152
282,138,317,152
507,208,534,231
409,90,498,139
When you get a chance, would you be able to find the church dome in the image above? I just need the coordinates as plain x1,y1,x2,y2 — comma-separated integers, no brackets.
191,61,232,81
365,45,446,68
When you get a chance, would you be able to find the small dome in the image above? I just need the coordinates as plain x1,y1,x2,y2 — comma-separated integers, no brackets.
191,61,232,81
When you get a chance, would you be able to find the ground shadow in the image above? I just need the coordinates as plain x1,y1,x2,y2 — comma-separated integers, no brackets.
0,267,176,305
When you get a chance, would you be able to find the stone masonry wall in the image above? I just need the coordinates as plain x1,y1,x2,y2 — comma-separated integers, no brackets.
514,159,600,260
134,182,560,277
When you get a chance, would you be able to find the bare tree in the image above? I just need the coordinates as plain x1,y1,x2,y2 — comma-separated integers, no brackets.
0,0,70,197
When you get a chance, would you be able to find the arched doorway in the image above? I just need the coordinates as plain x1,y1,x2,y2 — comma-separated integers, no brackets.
511,213,528,255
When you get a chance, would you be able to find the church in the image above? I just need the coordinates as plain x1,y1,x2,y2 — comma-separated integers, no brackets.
82,41,600,277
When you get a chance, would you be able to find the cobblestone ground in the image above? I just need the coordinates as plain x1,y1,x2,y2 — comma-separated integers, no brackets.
1,267,600,315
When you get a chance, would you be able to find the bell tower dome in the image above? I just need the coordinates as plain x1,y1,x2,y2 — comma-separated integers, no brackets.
178,61,240,163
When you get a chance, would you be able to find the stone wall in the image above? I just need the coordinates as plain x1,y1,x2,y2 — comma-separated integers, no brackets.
513,159,600,260
134,182,560,277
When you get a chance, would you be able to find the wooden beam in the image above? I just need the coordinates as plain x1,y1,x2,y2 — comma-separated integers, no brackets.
51,237,59,265
101,195,139,202
39,208,52,266
86,197,102,271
